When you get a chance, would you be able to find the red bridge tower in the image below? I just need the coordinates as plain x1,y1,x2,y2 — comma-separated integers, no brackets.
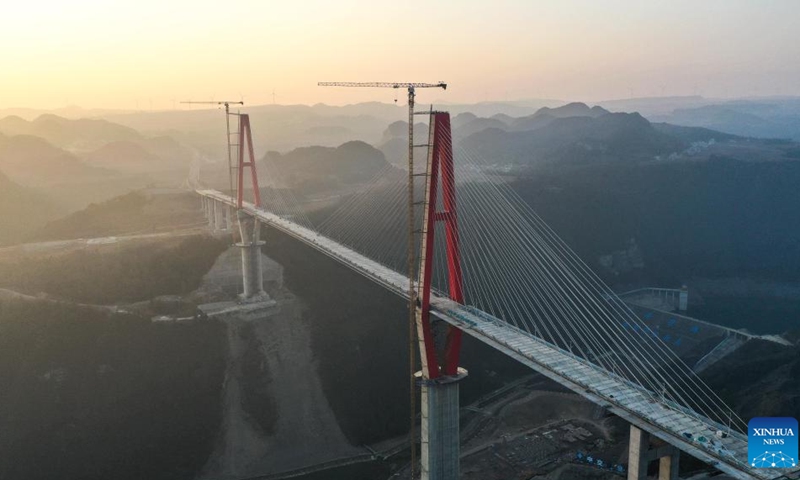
415,111,466,480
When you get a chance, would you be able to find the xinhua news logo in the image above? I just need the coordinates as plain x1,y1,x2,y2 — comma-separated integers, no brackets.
748,417,798,468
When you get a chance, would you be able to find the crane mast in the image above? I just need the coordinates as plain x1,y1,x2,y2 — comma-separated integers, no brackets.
319,80,447,478
180,100,244,202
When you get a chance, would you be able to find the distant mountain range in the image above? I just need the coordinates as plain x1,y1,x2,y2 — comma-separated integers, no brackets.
377,121,430,167
262,141,389,193
0,114,193,163
462,109,684,166
0,105,132,121
0,169,61,244
651,101,800,140
82,139,191,174
2,98,800,247
0,114,143,151
372,101,800,173
0,133,113,187
442,102,799,169
0,115,195,216
102,104,408,156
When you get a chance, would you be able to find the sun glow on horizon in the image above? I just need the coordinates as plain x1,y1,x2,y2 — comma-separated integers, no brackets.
1,0,799,110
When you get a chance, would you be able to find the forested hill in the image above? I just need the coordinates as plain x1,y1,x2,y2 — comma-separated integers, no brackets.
0,114,143,150
263,140,389,193
0,301,225,480
0,168,61,244
447,102,797,170
463,112,697,166
510,156,800,285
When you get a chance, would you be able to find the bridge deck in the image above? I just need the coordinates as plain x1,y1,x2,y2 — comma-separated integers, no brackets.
198,189,792,480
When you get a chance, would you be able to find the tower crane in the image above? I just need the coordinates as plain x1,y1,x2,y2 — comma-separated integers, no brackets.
180,100,244,201
318,80,447,477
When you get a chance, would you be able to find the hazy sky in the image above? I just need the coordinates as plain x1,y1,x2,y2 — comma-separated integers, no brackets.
2,0,799,110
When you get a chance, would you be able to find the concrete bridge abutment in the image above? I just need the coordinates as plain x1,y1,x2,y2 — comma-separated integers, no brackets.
628,424,680,480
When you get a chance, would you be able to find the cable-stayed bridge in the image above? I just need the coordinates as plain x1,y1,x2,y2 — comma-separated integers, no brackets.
195,111,797,480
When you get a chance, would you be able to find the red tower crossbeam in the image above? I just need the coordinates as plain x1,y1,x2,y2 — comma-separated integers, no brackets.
237,114,262,209
416,112,465,379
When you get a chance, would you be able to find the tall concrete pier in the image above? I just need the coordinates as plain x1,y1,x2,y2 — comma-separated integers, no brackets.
236,210,266,299
214,201,226,232
679,285,689,311
628,425,679,480
206,199,215,228
417,368,467,480
197,203,276,320
224,206,232,231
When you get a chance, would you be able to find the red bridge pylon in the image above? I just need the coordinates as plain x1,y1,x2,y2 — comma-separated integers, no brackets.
416,111,465,380
236,114,261,209
415,111,466,480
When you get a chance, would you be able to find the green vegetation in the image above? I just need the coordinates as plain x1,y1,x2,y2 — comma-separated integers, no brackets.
30,191,204,242
510,157,800,285
0,300,226,480
264,140,388,194
0,169,61,244
703,340,800,421
0,235,227,304
462,112,686,166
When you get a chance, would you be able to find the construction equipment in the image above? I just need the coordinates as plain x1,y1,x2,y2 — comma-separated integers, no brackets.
180,100,244,201
317,81,446,90
318,81,447,478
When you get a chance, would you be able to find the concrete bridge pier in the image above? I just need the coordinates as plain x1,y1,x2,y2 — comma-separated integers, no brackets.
679,285,688,311
236,210,266,299
417,368,468,480
206,200,215,228
213,201,226,232
628,425,679,480
224,206,233,231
